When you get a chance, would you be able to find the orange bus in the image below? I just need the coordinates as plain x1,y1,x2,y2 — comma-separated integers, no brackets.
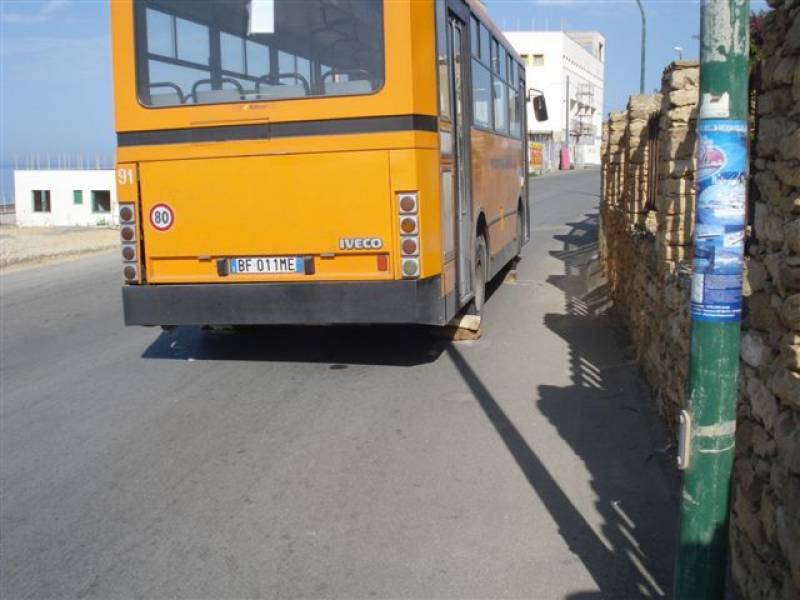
112,0,545,327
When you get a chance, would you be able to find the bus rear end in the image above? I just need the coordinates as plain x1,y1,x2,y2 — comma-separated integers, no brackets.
112,0,449,326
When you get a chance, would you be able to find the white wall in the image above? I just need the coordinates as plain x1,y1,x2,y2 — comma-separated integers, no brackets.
14,170,118,227
505,30,605,166
505,32,565,138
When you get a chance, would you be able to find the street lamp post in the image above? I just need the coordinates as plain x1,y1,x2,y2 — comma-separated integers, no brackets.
673,1,750,598
635,0,646,93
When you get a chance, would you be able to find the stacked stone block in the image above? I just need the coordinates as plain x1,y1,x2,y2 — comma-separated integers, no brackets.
656,61,700,266
730,1,800,597
602,110,627,208
623,95,662,228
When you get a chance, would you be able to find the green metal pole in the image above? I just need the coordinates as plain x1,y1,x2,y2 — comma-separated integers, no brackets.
673,1,749,599
635,0,646,93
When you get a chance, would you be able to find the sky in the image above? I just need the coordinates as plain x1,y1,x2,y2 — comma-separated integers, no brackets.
0,0,770,200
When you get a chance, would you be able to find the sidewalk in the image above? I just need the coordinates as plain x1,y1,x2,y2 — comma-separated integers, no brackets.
0,226,118,271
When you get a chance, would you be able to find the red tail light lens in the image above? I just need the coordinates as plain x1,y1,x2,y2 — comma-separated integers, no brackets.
399,194,417,213
377,255,388,271
121,226,135,241
401,238,418,255
400,217,417,234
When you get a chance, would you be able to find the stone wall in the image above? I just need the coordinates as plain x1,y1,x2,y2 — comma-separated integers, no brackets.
599,1,799,596
600,62,699,427
730,1,800,597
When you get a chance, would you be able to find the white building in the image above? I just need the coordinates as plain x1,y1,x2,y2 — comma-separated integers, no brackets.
13,170,118,227
505,30,605,168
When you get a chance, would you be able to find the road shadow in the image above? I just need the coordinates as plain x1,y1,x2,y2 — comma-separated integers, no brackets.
142,324,446,367
141,261,517,367
447,211,678,598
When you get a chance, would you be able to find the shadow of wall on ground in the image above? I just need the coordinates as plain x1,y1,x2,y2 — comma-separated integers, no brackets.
544,213,680,598
444,211,679,598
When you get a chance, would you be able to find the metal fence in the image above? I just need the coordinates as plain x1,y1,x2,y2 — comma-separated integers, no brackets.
12,153,115,171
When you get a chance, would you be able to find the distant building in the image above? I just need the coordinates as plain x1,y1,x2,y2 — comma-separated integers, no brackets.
13,170,118,227
505,30,605,169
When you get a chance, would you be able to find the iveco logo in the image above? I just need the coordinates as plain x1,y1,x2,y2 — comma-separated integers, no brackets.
339,237,383,250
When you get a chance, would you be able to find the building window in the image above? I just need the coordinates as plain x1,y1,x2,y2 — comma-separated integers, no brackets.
92,190,111,213
32,190,51,213
532,54,544,67
73,190,83,205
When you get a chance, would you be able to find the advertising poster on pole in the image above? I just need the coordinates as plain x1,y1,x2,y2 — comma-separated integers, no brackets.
690,119,747,323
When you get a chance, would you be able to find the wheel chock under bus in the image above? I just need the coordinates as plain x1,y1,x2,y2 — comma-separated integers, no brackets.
438,314,482,341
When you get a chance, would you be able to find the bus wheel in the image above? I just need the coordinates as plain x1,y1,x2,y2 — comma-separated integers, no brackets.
516,208,524,258
469,235,488,316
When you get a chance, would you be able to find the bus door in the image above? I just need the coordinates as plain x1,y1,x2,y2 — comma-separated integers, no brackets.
447,14,473,303
520,77,531,243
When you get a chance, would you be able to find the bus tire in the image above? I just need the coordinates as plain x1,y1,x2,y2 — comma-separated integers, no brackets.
516,207,524,258
469,234,488,316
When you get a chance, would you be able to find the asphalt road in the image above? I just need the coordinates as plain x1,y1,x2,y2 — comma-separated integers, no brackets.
1,169,678,599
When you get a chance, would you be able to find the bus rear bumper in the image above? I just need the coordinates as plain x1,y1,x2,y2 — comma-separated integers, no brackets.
122,277,449,326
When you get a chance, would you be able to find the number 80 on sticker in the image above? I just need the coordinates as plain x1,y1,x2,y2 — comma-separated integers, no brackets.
149,204,174,231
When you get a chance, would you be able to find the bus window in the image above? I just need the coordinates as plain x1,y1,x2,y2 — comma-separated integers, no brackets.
509,77,522,138
145,9,173,57
472,59,492,128
435,0,450,119
135,0,385,107
491,38,500,74
479,24,490,64
221,33,245,73
493,77,509,134
470,16,479,57
246,40,270,77
175,17,209,66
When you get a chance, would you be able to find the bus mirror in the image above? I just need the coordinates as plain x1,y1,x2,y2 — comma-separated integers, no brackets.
532,95,548,122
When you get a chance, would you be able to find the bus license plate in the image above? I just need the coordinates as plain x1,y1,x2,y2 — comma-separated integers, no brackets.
229,256,303,274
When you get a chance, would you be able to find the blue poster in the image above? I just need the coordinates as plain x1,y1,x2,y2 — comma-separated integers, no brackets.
691,119,747,323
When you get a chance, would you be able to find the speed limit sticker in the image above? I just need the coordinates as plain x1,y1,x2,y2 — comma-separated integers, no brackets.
149,204,174,231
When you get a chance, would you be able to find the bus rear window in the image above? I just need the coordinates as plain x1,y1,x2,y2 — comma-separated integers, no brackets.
134,0,385,107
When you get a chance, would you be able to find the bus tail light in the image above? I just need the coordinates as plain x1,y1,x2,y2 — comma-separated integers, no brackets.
400,216,418,234
123,265,138,281
401,238,418,256
399,193,417,213
397,192,420,279
119,202,140,283
402,258,420,278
